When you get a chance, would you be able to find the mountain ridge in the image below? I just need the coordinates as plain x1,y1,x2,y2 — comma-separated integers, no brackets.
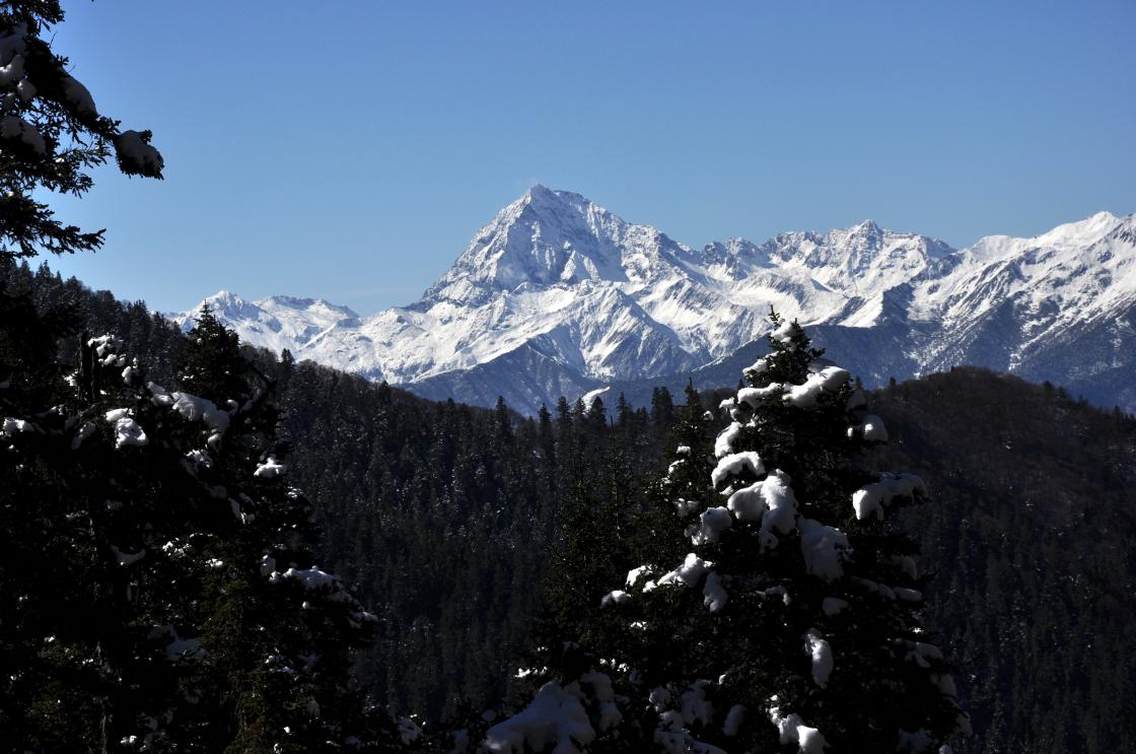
175,189,1136,414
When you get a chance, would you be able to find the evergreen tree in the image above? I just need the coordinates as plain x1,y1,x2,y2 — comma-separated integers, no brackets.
177,304,247,401
172,314,392,752
484,313,966,753
651,386,675,431
2,309,398,750
615,393,633,431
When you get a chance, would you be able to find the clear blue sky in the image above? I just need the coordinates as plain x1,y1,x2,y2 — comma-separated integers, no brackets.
44,0,1136,315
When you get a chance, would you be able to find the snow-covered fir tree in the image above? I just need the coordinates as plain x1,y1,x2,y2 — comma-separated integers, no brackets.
482,312,968,754
2,299,407,749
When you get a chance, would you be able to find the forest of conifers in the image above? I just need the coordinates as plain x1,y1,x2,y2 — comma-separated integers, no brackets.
5,258,1134,753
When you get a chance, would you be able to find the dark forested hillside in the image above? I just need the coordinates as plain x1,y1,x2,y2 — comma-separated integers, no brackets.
273,363,670,721
8,258,1135,752
278,362,1136,753
872,369,1136,754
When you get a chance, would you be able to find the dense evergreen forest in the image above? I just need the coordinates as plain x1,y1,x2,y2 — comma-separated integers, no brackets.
6,258,1135,752
872,371,1136,752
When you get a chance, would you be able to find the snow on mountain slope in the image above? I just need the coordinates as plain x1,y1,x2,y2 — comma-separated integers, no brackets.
423,185,663,302
178,188,1136,415
174,291,361,354
914,211,1136,375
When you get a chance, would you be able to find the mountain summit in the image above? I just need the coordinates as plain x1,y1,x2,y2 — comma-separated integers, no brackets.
422,185,686,305
179,189,1136,414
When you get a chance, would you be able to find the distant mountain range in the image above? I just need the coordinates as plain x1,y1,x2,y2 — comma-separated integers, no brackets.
176,186,1136,415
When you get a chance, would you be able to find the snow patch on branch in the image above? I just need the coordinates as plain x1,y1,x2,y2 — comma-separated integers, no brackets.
770,320,796,343
2,416,37,436
848,413,888,442
657,553,713,589
0,53,24,85
655,682,726,754
851,473,927,520
703,571,728,612
769,700,828,753
784,366,849,408
714,421,743,458
600,590,629,608
148,383,231,447
580,672,621,732
711,450,764,487
253,455,285,479
170,392,230,430
804,629,833,687
0,115,45,154
726,469,798,549
799,517,851,582
679,681,714,726
271,565,337,591
736,383,785,409
746,354,771,375
268,565,368,618
484,680,597,754
626,565,655,589
105,408,148,448
687,506,732,545
115,130,164,178
61,74,97,117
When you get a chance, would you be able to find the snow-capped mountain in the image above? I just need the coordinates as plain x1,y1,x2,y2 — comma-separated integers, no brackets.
181,292,362,355
177,187,1136,415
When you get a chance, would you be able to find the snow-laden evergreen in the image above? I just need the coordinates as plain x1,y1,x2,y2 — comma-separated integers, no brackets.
483,313,966,753
1,301,402,750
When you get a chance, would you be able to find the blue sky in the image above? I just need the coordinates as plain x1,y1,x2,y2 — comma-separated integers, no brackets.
45,0,1136,314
